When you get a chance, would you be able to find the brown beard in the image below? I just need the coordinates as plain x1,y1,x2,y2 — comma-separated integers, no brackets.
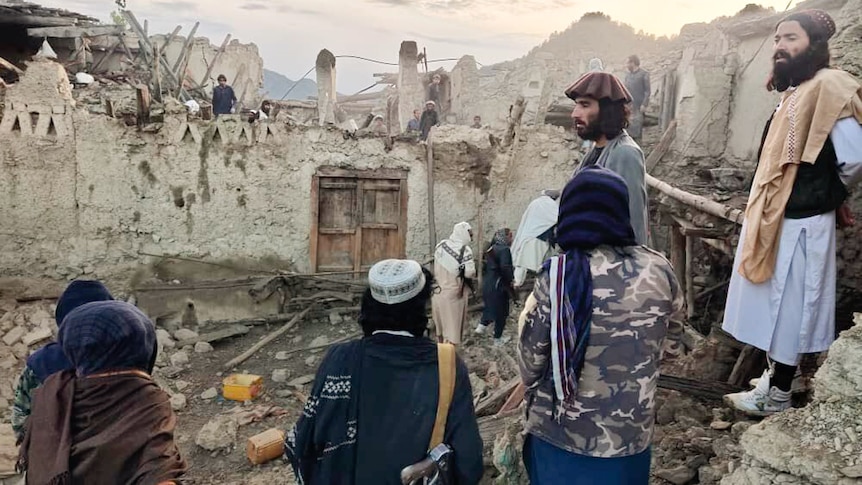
576,117,601,141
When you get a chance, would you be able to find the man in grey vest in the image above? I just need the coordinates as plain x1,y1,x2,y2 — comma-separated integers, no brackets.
566,71,649,246
624,55,650,142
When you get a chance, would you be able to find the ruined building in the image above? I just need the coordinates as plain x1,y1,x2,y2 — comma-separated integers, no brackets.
0,0,861,483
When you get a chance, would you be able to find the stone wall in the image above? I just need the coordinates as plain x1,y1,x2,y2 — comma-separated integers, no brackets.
0,59,577,286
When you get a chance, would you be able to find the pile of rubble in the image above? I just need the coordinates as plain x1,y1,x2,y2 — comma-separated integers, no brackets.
0,299,59,413
723,313,862,485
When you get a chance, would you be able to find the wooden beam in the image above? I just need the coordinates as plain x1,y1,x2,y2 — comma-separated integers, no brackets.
426,129,437,256
0,15,76,27
199,34,231,90
0,55,24,75
671,215,727,238
645,119,676,173
171,21,199,74
90,36,122,73
27,25,124,38
121,10,191,101
475,378,520,416
223,306,313,369
685,235,695,319
647,174,745,224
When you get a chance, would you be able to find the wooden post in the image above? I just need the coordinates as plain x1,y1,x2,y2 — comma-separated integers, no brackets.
685,235,695,319
90,36,123,73
121,10,191,101
645,119,677,173
670,225,686,292
175,39,195,98
727,345,765,387
136,85,151,125
426,128,437,256
152,44,162,102
171,21,199,74
199,34,231,89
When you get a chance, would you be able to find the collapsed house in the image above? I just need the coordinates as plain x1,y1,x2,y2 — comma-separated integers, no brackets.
1,0,862,483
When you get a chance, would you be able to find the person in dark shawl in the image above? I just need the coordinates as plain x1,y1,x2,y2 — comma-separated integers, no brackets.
285,259,483,485
17,300,187,485
475,228,515,346
11,280,114,443
518,166,684,484
420,100,439,142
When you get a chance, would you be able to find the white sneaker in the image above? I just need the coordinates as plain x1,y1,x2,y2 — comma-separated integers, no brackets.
493,336,511,347
749,369,806,394
724,381,792,417
475,324,487,335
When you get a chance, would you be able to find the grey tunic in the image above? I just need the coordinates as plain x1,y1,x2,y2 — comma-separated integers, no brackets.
573,133,649,245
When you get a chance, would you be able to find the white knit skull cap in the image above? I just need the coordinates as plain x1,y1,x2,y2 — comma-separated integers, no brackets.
368,259,426,305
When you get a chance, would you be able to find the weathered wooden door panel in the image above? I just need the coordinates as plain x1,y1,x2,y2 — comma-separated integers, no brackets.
311,169,407,274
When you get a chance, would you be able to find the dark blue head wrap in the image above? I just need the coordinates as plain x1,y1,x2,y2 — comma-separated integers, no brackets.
26,280,114,382
545,166,636,402
58,300,157,376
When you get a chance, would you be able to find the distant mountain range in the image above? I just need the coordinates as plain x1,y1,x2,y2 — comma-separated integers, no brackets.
262,69,317,101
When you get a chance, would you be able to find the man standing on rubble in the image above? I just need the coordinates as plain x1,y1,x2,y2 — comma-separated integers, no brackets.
518,166,684,484
722,9,862,417
420,100,439,142
624,55,650,142
212,74,237,116
566,71,650,245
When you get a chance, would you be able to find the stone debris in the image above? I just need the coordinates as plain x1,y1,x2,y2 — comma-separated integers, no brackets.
175,380,190,391
1,327,25,347
170,393,187,411
272,369,290,383
201,387,218,400
710,420,733,431
275,351,290,360
304,356,317,366
194,342,214,353
21,327,52,347
173,328,199,341
288,374,315,387
170,351,190,367
195,415,238,451
655,464,697,485
724,315,862,484
156,329,176,349
328,312,343,325
309,336,329,348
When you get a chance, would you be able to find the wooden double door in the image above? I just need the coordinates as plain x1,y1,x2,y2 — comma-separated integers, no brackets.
310,167,408,274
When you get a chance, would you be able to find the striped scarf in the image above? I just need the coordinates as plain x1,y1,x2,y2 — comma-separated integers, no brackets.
548,165,637,403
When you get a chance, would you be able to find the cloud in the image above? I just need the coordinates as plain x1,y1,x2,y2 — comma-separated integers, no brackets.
367,0,576,12
275,4,325,15
240,3,269,10
152,0,197,12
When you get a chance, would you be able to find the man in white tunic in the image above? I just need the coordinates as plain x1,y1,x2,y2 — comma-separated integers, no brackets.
723,9,862,416
512,193,559,288
432,222,476,344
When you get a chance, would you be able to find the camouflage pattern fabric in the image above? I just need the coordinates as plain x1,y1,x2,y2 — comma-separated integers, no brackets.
11,366,39,442
517,245,684,458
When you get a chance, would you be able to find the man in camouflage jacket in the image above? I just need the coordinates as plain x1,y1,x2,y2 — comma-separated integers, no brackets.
517,166,684,483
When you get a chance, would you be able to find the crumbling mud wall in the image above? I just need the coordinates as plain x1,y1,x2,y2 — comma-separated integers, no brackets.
0,62,575,285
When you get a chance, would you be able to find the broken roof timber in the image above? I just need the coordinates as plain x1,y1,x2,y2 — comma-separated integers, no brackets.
27,25,124,38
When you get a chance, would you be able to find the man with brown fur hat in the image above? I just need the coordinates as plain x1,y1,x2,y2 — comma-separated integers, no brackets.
723,9,862,416
566,72,649,245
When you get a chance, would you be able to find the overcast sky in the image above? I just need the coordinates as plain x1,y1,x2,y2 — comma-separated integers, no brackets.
46,0,798,93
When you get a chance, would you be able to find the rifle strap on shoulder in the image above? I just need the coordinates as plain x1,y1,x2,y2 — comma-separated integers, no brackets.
429,343,456,451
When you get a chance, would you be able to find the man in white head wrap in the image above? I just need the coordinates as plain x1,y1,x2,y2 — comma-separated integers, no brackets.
432,222,476,344
512,194,559,287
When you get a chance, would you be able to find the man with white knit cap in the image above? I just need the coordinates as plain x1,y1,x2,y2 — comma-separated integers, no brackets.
286,259,483,485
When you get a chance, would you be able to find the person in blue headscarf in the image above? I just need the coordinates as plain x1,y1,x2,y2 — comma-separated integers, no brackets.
17,300,186,485
11,280,114,443
517,166,684,485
